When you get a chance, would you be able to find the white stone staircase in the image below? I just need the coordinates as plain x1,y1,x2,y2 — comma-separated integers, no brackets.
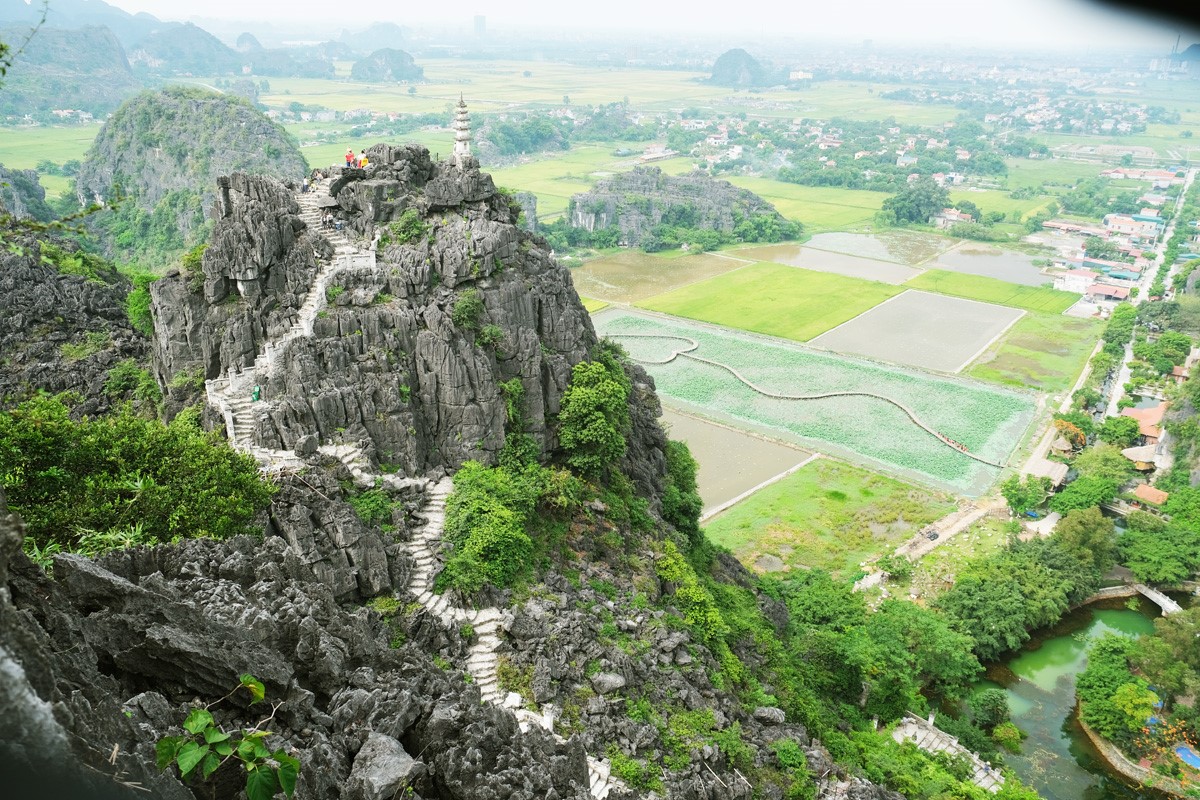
204,184,622,797
407,478,624,799
205,188,375,471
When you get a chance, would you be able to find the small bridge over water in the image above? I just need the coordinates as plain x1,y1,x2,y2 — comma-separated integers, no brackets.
1134,583,1182,615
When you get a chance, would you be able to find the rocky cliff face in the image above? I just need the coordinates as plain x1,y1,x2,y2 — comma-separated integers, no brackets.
0,475,597,800
0,164,53,221
569,167,786,247
349,49,424,82
0,236,148,417
152,145,594,474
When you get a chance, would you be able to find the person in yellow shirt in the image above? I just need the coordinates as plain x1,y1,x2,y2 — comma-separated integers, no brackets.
359,150,369,168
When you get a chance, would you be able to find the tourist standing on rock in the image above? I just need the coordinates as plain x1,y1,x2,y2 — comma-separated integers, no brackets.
345,148,353,167
301,177,309,194
359,150,368,169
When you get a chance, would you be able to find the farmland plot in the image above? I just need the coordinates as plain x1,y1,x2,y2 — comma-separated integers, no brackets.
810,290,1025,373
595,309,1037,495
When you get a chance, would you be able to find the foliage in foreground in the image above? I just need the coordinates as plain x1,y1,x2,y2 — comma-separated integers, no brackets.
1,394,275,559
157,674,300,800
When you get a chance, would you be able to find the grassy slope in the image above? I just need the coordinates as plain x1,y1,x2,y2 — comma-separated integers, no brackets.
906,269,1079,313
704,457,955,577
966,311,1104,392
636,261,902,342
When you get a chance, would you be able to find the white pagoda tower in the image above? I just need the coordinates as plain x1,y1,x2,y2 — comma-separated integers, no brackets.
452,95,472,167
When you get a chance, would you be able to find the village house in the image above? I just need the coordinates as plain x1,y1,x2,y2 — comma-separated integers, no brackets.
1087,284,1131,303
1131,483,1170,508
1053,269,1100,293
1120,401,1168,446
930,208,974,228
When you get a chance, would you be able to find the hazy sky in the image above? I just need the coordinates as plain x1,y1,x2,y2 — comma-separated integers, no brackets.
91,0,1199,49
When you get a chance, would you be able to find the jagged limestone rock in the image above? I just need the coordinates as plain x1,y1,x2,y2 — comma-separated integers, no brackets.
152,147,595,475
568,166,789,248
0,238,148,416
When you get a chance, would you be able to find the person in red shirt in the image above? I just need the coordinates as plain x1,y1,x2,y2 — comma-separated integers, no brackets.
345,148,353,167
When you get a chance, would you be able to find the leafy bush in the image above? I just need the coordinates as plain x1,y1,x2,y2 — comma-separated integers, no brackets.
60,330,109,361
4,395,274,557
156,674,299,800
104,358,162,405
125,269,157,336
557,349,631,478
451,288,484,331
661,439,702,543
379,208,428,248
347,488,395,526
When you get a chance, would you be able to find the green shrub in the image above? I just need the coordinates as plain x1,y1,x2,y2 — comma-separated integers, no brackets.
557,351,630,478
326,285,345,302
125,270,158,336
992,721,1024,753
476,324,504,349
61,330,110,361
661,439,702,542
605,745,662,792
105,358,162,405
5,394,274,557
347,488,395,526
379,209,428,248
451,288,484,331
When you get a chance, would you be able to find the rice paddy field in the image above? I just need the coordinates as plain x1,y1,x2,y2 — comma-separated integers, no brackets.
635,261,902,342
569,250,749,303
731,244,920,284
725,178,887,231
810,290,1025,373
965,311,1105,393
703,457,956,577
596,309,1038,495
905,269,1079,313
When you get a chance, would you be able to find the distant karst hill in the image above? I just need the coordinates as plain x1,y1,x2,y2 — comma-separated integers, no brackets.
0,0,164,49
350,48,424,82
127,21,241,75
75,86,307,265
568,166,800,249
707,47,773,87
0,164,53,222
340,21,411,55
0,24,138,116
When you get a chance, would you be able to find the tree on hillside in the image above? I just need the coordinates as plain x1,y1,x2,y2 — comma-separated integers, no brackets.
879,177,950,225
1073,444,1135,485
1049,476,1118,514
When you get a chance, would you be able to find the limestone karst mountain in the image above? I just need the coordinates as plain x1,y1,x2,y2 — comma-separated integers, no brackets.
350,48,424,83
75,86,307,265
707,48,772,87
0,142,901,800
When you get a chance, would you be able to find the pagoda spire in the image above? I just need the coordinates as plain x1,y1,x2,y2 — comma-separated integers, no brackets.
452,94,472,168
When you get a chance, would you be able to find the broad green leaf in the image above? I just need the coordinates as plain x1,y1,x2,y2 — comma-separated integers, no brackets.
239,674,266,703
274,751,300,797
201,752,222,780
176,742,209,777
237,739,258,761
155,736,182,771
245,765,280,800
214,741,234,757
203,727,231,744
183,708,214,735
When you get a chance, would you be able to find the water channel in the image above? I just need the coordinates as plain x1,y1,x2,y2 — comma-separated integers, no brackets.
975,598,1165,799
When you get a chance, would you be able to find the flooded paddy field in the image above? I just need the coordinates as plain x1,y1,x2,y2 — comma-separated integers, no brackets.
732,244,920,284
568,250,747,303
929,242,1052,286
802,230,956,265
810,290,1025,373
596,308,1038,495
658,408,811,515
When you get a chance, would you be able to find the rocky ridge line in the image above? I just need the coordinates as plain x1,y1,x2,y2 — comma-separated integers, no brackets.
203,182,625,798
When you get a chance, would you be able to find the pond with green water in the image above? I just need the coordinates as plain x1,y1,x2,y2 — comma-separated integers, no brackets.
976,599,1164,800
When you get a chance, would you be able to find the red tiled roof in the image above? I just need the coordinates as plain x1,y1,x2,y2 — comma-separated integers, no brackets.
1133,484,1169,505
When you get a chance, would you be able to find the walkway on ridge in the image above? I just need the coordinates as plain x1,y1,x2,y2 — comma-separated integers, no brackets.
203,183,623,799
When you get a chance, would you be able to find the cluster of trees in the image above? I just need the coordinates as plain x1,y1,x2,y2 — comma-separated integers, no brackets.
480,115,569,157
1077,608,1200,773
1059,177,1148,219
539,210,800,255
